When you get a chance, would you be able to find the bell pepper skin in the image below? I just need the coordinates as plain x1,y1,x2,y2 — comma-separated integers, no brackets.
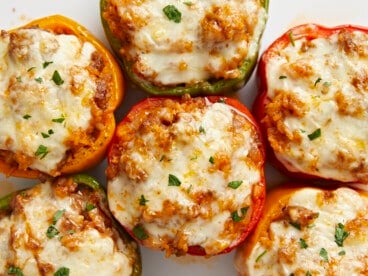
106,95,266,257
100,0,269,96
0,15,124,179
0,174,141,276
253,24,368,183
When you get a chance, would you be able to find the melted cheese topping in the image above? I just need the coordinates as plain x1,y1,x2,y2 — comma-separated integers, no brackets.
104,0,267,86
107,96,264,256
236,187,368,275
0,180,136,275
264,27,368,182
0,29,97,174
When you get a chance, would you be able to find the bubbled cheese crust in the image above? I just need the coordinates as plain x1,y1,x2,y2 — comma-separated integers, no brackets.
107,96,265,256
262,25,368,182
235,187,368,276
103,0,267,87
0,178,137,276
0,28,106,175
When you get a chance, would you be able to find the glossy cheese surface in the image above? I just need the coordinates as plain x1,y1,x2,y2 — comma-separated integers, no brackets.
263,27,368,182
236,187,368,275
105,0,267,86
107,96,265,256
0,29,96,174
0,179,136,275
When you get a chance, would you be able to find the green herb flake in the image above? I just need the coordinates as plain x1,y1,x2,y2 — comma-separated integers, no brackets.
323,81,331,87
289,32,295,47
16,76,22,82
7,266,23,276
85,202,96,212
27,66,36,72
48,129,54,135
338,250,346,256
35,145,49,159
199,126,205,133
209,156,215,164
183,1,193,6
335,223,349,247
23,114,31,120
255,250,267,263
168,174,181,186
41,132,50,138
306,272,312,276
139,195,148,206
52,115,65,124
279,75,287,79
52,209,65,225
231,207,249,222
133,225,148,240
299,238,308,249
319,247,329,262
43,61,53,68
35,77,43,83
46,225,60,239
54,267,70,276
163,5,182,23
51,70,64,85
307,128,321,141
314,77,322,86
228,180,243,189
289,221,301,230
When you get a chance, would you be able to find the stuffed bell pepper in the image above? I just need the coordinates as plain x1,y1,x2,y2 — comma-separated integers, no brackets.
100,0,268,96
235,183,368,275
0,15,123,179
0,174,141,276
254,24,368,183
106,95,266,257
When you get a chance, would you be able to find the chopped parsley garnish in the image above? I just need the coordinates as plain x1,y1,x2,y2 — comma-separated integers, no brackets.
183,1,193,6
299,238,308,249
319,248,329,262
23,114,31,119
279,75,287,79
168,174,181,186
52,115,65,124
133,225,148,240
255,250,267,262
7,266,23,276
35,77,43,83
209,156,215,164
306,272,312,276
307,128,321,141
228,180,243,189
46,225,60,239
338,250,346,256
139,195,148,206
163,5,182,23
52,209,65,224
289,221,301,230
323,81,331,87
35,145,49,159
27,66,36,72
54,267,70,276
16,76,22,82
85,202,96,211
51,70,64,85
231,207,248,222
43,61,53,68
335,223,349,247
288,32,295,47
199,126,205,133
314,77,322,86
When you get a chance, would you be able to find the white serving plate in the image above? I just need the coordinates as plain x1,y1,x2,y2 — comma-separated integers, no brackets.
0,0,367,275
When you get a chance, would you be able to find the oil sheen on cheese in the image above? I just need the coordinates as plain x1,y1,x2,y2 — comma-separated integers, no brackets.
0,180,134,275
0,29,96,174
236,187,368,275
264,27,368,182
108,97,264,256
108,0,267,86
